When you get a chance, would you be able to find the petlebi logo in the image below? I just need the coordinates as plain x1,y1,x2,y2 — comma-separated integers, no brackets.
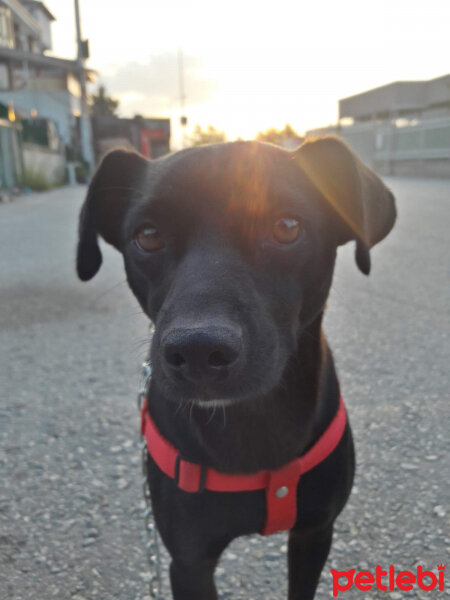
330,564,445,597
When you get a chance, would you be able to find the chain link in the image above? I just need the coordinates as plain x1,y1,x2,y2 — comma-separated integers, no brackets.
138,362,164,599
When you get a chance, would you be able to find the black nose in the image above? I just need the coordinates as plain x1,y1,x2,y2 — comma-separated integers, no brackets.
162,326,242,382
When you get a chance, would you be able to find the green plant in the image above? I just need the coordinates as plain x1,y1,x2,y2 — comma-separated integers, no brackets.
23,169,53,191
75,161,90,183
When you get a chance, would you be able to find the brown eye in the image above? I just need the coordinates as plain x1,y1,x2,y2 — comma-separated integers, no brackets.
273,217,301,244
135,225,164,252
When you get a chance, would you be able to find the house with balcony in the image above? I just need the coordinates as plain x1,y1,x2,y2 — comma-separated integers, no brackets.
0,0,94,188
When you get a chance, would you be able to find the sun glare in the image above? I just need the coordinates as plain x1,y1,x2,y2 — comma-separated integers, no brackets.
45,0,450,145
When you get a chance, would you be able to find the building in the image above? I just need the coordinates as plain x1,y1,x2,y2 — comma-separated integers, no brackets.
92,115,170,162
0,0,94,187
0,0,54,53
339,74,450,124
308,74,450,177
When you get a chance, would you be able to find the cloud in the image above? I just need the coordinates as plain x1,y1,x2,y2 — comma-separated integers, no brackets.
101,52,218,116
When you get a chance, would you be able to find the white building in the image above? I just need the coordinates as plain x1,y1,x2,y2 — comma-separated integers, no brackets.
307,75,450,177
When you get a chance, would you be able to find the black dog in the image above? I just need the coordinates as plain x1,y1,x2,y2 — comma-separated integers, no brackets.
76,137,396,599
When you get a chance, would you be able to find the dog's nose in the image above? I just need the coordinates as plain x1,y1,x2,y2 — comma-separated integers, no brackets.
162,326,242,382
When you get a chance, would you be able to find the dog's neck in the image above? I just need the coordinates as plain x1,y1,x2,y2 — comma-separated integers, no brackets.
147,313,341,474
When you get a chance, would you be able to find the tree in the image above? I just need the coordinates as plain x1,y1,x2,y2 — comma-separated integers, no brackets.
89,85,119,117
255,124,303,147
189,124,226,146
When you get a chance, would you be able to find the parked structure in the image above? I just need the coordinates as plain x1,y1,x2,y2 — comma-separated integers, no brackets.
0,0,95,188
92,116,170,162
308,74,450,177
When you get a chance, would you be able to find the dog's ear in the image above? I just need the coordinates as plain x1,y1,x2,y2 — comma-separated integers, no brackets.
294,136,396,275
77,149,149,281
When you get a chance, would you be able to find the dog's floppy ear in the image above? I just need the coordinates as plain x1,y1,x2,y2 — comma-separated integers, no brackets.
294,136,396,275
77,149,149,281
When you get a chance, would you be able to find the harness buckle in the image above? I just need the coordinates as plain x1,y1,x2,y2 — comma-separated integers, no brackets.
174,453,207,493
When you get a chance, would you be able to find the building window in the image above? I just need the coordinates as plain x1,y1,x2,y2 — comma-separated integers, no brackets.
0,8,14,48
0,63,10,90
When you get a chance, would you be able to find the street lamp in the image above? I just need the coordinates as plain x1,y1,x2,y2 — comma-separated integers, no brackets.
178,47,188,147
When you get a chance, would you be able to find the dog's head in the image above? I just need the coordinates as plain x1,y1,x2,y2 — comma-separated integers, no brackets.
77,138,396,405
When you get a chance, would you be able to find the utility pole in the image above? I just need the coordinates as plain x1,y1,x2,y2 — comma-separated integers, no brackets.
74,0,94,171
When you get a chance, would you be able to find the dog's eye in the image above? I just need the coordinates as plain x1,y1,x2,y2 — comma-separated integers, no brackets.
273,218,301,244
135,225,165,252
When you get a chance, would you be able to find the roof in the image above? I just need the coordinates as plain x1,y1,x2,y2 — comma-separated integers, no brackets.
0,46,95,76
339,74,450,120
20,0,56,21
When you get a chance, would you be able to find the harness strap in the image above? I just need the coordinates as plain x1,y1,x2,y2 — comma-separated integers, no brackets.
141,396,346,535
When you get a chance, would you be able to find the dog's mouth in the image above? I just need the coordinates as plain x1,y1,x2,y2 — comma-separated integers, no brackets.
152,372,247,404
150,351,287,408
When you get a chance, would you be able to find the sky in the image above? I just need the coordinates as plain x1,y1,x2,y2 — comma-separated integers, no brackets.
45,0,450,148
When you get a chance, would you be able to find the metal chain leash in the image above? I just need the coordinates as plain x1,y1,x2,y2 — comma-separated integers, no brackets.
138,362,164,599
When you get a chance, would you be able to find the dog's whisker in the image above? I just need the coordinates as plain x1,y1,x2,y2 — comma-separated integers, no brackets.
205,404,217,425
174,401,183,416
126,309,149,318
90,279,128,303
129,336,149,346
129,338,151,350
127,343,152,360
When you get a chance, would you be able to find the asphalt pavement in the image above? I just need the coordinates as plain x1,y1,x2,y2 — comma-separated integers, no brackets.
0,178,449,599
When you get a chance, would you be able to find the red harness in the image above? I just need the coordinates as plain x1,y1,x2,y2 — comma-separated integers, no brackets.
141,396,346,535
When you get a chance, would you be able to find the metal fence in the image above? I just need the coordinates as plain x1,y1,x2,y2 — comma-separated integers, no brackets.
374,118,450,161
309,117,450,177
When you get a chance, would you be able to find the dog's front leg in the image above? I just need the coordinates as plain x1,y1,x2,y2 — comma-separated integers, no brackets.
170,556,220,600
287,524,334,600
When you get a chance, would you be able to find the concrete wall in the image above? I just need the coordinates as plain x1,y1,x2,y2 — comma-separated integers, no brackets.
23,142,65,186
